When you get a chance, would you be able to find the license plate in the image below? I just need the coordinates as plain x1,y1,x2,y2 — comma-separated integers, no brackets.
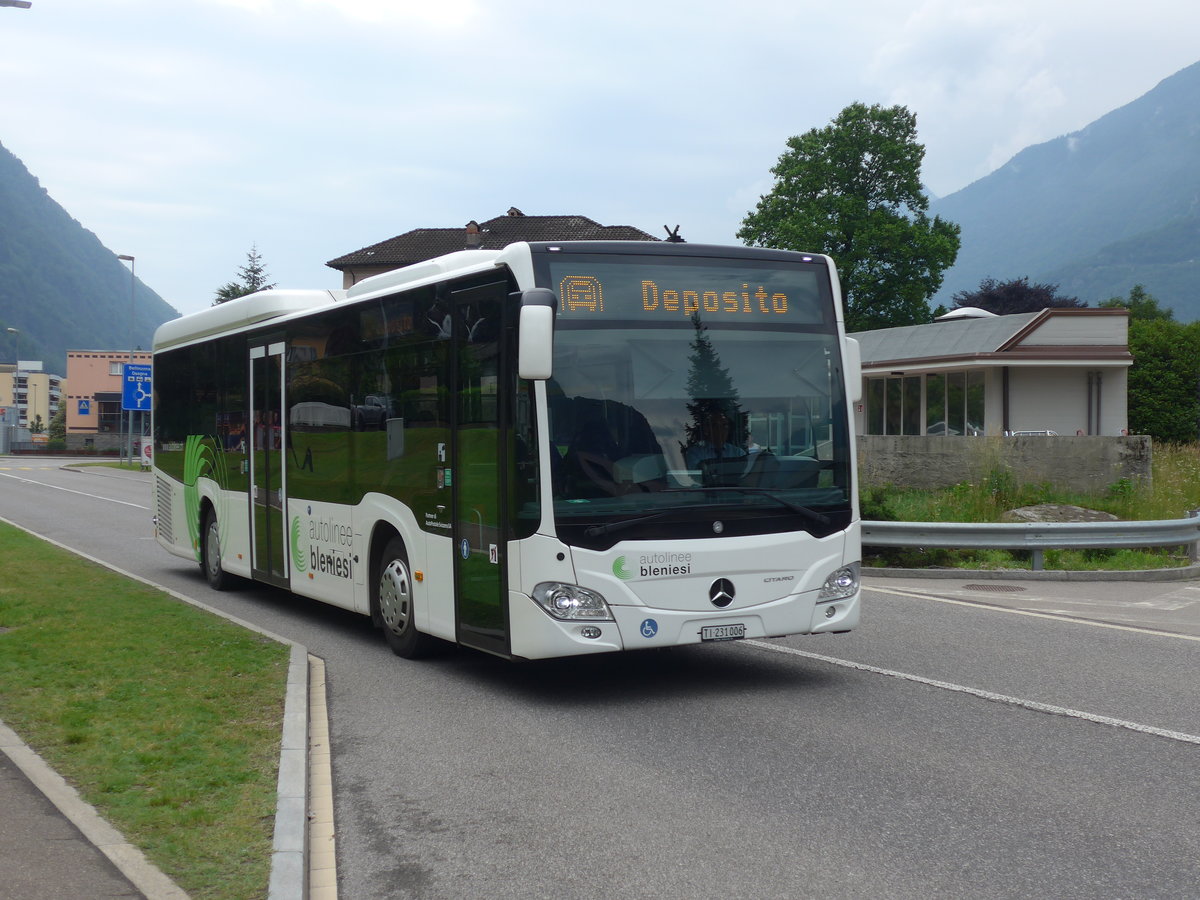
701,623,746,642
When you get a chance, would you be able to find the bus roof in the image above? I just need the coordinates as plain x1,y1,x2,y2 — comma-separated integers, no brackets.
154,242,837,353
153,289,345,352
344,249,505,301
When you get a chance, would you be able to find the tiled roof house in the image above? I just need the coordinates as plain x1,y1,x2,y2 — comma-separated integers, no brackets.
326,208,660,288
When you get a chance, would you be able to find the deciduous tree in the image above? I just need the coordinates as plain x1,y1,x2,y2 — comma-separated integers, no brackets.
1099,284,1174,321
47,404,65,442
1101,286,1196,441
951,277,1084,315
1123,317,1200,442
738,103,960,331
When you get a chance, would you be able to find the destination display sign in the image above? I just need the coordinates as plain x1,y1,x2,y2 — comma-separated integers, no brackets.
548,258,827,325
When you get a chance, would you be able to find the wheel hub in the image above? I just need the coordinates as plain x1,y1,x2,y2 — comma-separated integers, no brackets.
206,522,221,575
379,559,412,634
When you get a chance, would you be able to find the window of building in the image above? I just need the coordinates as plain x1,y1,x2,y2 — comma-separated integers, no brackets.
865,370,985,436
864,375,922,435
926,371,984,436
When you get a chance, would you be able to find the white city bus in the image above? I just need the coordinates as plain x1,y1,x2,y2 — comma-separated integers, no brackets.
152,241,862,660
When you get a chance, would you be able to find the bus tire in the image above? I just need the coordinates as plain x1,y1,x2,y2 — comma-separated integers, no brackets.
201,508,232,591
374,536,435,659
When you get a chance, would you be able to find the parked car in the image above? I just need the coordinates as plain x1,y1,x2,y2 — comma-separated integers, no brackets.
352,394,395,430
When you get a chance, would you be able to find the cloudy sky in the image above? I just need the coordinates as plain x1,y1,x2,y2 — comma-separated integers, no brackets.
3,0,1198,317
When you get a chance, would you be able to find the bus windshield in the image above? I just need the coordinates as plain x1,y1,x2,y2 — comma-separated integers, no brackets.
540,251,853,548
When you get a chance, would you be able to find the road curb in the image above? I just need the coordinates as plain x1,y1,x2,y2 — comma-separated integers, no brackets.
271,645,311,900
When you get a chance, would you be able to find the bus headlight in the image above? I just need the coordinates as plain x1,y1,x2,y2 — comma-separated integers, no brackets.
817,562,859,603
532,582,614,621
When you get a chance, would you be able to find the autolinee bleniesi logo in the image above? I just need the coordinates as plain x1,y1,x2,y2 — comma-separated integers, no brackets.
615,552,693,580
297,511,355,580
613,556,633,580
291,516,307,573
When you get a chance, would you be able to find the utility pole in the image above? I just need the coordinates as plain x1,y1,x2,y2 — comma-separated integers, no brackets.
119,255,136,465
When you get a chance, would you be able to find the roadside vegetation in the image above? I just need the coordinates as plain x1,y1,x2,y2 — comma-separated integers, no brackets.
0,523,288,899
75,459,145,471
862,442,1200,571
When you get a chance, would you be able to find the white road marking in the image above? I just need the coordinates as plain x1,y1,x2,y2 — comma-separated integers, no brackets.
0,470,151,510
746,639,1200,747
1129,598,1198,610
869,584,1200,642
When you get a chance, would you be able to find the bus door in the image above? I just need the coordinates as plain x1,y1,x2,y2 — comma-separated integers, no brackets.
451,281,511,656
249,340,289,587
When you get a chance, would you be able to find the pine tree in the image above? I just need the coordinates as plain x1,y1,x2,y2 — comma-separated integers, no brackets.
213,244,276,305
682,315,746,451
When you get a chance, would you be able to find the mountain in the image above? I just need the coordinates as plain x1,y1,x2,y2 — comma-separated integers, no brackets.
931,60,1200,318
0,141,179,375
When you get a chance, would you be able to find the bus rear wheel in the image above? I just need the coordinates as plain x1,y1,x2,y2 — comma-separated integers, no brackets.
201,508,232,591
374,536,435,659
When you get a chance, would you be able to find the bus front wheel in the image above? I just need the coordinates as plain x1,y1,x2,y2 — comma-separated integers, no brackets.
374,536,435,659
201,508,232,591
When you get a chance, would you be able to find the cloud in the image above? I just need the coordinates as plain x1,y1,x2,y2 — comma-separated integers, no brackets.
207,0,483,28
4,0,1200,317
863,0,1200,194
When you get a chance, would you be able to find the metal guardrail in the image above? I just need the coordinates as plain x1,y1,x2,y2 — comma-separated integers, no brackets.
861,512,1200,570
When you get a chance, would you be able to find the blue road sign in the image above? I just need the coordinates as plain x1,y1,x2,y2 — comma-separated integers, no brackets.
122,363,153,412
77,399,91,415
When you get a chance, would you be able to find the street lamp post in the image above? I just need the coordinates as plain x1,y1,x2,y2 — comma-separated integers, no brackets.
118,255,135,465
4,328,17,453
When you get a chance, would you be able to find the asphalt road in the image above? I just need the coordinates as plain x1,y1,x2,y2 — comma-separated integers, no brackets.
2,458,1198,899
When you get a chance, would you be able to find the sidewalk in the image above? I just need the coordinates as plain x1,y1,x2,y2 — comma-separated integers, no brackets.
0,750,142,899
0,722,186,899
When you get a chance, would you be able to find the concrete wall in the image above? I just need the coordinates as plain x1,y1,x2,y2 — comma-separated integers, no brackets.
64,432,143,453
858,434,1151,493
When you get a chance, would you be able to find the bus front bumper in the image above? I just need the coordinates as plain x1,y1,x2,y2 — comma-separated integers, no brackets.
507,590,859,660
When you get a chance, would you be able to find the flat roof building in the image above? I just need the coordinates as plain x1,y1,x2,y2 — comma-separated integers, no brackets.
65,350,152,451
851,307,1131,438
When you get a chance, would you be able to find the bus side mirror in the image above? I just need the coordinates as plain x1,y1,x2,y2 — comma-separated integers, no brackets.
518,289,556,380
843,337,862,403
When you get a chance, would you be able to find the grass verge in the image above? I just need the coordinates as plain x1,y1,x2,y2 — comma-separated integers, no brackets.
0,522,288,899
71,460,143,472
861,443,1200,571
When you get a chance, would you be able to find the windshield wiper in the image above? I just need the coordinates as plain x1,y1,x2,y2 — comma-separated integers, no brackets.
665,487,831,527
583,511,673,538
582,490,831,538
